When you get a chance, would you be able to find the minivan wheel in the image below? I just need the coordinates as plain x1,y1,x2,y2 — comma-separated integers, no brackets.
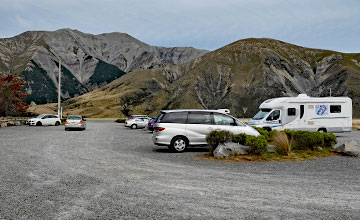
36,121,42,126
55,121,60,126
170,137,188,153
131,124,137,129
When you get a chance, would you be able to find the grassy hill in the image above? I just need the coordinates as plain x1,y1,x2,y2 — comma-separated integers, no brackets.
29,38,360,118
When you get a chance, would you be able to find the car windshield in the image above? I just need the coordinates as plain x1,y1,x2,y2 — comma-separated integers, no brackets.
67,116,82,120
36,114,46,118
235,119,246,126
252,109,271,120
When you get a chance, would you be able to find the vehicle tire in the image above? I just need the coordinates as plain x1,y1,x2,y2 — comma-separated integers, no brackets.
65,128,69,131
131,124,137,129
318,128,327,133
55,121,60,126
169,136,188,153
36,121,42,126
263,127,272,131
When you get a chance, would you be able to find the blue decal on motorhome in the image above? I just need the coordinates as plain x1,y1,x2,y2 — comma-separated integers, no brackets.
315,105,329,116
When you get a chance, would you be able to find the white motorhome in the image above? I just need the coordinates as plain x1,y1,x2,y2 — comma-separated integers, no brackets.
248,94,352,133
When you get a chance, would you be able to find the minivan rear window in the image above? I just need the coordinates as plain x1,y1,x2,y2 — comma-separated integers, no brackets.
158,112,188,123
187,112,212,124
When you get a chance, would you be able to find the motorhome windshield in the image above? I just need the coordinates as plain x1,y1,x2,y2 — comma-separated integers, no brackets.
252,109,271,120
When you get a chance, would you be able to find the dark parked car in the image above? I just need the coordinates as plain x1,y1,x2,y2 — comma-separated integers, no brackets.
147,117,157,131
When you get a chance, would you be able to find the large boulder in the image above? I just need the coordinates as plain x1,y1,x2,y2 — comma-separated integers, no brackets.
213,142,250,158
336,141,359,157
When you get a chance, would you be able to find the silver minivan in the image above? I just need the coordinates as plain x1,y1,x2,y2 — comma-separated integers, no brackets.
152,110,260,152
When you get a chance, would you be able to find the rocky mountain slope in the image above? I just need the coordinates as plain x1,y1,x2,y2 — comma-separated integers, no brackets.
49,38,360,118
0,29,208,104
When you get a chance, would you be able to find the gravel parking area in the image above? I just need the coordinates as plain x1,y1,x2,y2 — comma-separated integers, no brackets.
0,121,359,219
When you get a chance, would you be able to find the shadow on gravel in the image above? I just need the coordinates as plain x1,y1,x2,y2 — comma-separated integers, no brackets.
153,147,209,153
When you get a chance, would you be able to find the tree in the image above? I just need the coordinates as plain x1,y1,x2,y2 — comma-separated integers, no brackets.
0,74,29,116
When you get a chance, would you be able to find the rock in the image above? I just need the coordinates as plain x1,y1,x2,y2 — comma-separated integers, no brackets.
15,121,21,126
7,121,14,126
267,145,276,153
316,146,323,151
1,122,7,128
213,142,250,158
337,141,359,157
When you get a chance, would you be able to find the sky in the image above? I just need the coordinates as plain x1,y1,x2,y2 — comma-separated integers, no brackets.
0,0,359,52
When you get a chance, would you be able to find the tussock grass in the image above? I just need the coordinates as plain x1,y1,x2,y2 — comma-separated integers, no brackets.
273,132,292,156
353,119,360,130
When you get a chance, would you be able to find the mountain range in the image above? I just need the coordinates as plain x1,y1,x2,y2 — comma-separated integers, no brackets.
0,29,208,104
1,29,360,118
38,38,360,118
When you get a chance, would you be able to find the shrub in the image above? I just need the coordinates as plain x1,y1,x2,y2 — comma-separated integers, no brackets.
252,127,278,141
273,132,291,155
206,130,232,155
252,127,269,139
115,118,126,123
322,133,337,148
232,133,247,145
245,135,268,155
283,129,337,150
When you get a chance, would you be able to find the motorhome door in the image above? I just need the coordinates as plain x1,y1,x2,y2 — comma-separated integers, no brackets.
264,109,282,130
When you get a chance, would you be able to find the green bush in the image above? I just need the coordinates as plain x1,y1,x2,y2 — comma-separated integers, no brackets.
283,129,337,150
115,118,126,123
252,127,278,141
322,133,337,148
252,127,269,139
245,135,268,155
233,132,268,155
206,130,232,156
232,133,247,145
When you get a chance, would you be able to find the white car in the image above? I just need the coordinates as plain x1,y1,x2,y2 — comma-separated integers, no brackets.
27,114,61,126
152,110,260,152
125,117,150,129
65,115,86,131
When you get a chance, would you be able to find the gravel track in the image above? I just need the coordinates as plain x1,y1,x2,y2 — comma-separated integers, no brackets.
0,121,359,219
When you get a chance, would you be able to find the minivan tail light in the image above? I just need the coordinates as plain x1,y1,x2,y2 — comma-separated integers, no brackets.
79,120,82,124
65,120,68,124
154,127,165,131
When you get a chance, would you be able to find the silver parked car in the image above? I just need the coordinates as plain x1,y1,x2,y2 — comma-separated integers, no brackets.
27,114,61,126
65,115,86,131
125,117,150,129
152,110,260,152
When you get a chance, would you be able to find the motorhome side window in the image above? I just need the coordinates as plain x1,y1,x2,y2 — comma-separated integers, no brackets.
266,110,280,121
187,112,212,124
288,108,296,116
330,105,341,113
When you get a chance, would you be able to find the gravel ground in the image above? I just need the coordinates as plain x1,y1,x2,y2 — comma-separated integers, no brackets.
0,121,359,219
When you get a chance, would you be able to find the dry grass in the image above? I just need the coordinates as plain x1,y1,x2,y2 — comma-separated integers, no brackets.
353,119,360,130
272,132,292,156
